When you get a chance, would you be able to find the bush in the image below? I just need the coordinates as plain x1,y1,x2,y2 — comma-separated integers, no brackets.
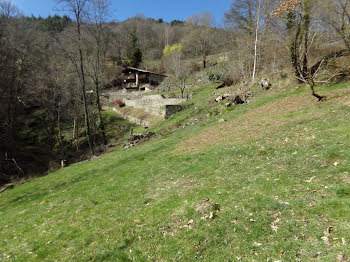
207,70,223,82
222,71,240,86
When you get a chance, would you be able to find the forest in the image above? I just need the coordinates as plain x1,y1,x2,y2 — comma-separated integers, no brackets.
1,0,349,186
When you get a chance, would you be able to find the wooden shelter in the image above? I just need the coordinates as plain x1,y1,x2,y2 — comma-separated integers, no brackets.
121,67,167,91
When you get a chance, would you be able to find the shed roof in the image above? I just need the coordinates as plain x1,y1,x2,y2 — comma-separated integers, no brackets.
121,67,167,77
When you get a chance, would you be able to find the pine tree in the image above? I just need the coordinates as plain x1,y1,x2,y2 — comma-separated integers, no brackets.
129,28,142,67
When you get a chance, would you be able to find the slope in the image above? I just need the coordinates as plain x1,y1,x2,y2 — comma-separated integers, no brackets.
1,82,350,261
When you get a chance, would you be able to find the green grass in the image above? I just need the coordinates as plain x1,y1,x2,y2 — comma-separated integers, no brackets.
1,82,350,261
103,109,140,144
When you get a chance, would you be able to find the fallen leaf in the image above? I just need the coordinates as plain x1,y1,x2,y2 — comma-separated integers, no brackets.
271,225,278,233
342,237,347,245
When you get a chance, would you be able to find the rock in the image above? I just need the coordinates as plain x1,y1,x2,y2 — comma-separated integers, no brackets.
215,94,230,102
225,95,244,105
243,91,253,103
215,95,225,102
123,132,155,149
258,78,271,90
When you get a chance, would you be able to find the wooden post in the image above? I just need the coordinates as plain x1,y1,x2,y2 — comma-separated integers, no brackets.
61,160,66,168
136,72,140,91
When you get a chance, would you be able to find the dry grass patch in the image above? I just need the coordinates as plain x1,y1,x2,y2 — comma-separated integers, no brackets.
175,95,315,153
175,87,350,154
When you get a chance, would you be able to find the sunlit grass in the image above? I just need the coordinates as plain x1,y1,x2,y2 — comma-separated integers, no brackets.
1,82,350,261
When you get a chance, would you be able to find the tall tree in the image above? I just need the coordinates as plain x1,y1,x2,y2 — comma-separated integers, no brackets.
183,11,215,69
56,0,94,153
85,0,111,146
128,28,143,67
224,0,257,34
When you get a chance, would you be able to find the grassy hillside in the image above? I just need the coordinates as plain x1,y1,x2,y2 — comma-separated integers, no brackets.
1,81,350,261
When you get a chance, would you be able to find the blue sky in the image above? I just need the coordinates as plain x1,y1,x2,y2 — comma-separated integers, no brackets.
11,0,232,26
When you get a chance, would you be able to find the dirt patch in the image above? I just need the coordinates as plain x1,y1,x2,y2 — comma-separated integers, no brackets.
175,88,350,154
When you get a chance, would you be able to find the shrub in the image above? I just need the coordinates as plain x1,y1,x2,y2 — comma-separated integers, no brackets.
207,70,223,82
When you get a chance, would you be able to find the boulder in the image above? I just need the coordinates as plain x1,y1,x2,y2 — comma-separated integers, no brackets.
258,78,271,90
215,93,230,102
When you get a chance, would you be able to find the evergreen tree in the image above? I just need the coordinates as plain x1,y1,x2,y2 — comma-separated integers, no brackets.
129,28,142,67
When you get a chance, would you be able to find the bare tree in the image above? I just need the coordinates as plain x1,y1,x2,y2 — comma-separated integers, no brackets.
0,0,20,18
321,0,350,51
56,0,94,153
85,0,112,146
183,11,215,69
225,0,257,34
163,44,191,98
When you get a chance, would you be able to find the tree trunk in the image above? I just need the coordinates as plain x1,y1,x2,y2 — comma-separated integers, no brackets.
252,0,261,83
57,101,65,158
94,79,107,145
308,78,324,101
77,20,94,154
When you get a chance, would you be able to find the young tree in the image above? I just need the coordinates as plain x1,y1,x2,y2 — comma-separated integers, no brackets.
252,0,262,82
163,44,190,98
272,0,325,100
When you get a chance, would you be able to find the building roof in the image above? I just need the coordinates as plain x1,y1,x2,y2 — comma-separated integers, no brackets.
121,67,167,77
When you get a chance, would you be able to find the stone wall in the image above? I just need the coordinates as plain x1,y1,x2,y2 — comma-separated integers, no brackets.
123,95,186,118
164,105,188,119
102,90,187,119
102,91,144,107
112,107,151,127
